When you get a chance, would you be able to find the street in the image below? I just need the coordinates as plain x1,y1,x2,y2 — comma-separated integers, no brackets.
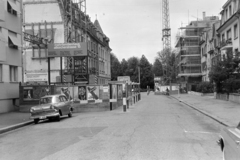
0,93,222,160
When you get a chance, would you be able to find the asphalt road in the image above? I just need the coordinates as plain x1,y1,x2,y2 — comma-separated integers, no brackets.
0,93,222,160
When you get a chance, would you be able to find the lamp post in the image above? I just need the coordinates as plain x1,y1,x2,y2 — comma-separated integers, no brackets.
138,66,140,84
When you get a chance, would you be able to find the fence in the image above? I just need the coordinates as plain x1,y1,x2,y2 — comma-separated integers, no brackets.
19,82,141,112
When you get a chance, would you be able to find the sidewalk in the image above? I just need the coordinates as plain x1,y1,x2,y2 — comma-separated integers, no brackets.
171,94,240,127
0,112,33,134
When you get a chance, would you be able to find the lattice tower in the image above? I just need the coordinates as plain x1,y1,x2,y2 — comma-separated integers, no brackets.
162,0,171,49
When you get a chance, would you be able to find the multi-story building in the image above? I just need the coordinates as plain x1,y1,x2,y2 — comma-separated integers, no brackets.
217,0,240,59
200,20,221,82
175,12,219,91
23,0,111,85
0,0,23,113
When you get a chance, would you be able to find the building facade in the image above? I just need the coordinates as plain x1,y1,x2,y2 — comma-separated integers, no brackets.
175,13,219,91
218,0,240,59
0,0,23,113
23,0,111,85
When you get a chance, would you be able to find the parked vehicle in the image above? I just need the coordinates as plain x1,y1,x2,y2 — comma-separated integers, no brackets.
30,94,74,124
217,122,240,160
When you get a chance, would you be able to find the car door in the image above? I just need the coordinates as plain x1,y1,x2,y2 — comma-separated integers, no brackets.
60,96,69,115
222,127,240,160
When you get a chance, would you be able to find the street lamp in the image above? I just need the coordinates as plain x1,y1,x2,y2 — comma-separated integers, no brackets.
138,66,140,84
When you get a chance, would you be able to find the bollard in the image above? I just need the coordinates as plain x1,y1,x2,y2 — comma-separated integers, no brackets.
123,83,126,112
110,84,112,111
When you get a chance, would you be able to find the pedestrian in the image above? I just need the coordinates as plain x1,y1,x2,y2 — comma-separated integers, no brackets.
166,87,169,95
147,86,150,95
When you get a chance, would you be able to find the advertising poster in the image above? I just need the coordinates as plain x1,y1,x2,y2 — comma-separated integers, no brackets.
112,85,117,99
87,86,99,100
56,87,73,100
78,86,87,100
117,85,123,99
101,85,109,99
23,86,50,100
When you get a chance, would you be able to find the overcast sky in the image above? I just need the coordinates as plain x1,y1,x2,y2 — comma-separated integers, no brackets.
86,0,227,64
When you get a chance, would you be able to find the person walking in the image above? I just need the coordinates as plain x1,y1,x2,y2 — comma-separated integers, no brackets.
147,86,150,95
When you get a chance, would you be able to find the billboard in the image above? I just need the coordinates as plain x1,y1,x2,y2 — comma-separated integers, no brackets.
117,76,131,84
48,43,87,57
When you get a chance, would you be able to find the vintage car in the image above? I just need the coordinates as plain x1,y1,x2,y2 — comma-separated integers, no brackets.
217,122,240,160
30,94,74,124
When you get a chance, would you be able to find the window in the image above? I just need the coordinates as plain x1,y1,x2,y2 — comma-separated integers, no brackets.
0,64,2,82
234,24,238,39
7,1,17,16
227,29,232,40
226,9,228,19
222,34,225,42
229,5,232,17
8,30,18,49
9,65,17,82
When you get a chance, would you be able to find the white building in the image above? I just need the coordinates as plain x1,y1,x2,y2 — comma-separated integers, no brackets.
0,0,23,113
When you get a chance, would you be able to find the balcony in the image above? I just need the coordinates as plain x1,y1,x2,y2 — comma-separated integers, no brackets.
220,39,232,51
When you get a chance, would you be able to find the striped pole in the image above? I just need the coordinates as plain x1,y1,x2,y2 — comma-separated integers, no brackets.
123,83,126,112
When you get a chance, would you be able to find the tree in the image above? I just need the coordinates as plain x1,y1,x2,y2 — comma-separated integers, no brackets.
120,58,128,76
152,58,163,77
110,53,122,81
157,48,177,84
139,55,154,89
209,53,240,93
126,56,139,83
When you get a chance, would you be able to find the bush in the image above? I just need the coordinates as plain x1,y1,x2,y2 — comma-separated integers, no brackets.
196,82,214,93
223,78,240,93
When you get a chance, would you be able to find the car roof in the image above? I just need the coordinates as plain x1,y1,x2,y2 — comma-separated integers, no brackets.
41,94,66,98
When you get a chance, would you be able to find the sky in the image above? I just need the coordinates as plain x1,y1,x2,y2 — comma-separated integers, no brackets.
86,0,227,64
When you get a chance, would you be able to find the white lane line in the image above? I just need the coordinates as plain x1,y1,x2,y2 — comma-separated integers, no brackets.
184,129,218,135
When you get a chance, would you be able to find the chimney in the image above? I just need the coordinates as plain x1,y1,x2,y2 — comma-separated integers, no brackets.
203,12,206,20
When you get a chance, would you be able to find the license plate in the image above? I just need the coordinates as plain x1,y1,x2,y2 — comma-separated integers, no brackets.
39,116,46,119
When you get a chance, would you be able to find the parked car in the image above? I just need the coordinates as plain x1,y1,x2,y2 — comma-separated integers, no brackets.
30,94,74,124
217,122,240,160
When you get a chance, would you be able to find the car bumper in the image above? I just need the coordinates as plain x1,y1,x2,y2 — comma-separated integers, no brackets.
30,112,60,120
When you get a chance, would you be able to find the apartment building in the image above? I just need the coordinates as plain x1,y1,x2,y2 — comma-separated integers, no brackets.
23,0,111,85
0,0,23,113
175,13,219,91
200,21,221,82
217,0,240,59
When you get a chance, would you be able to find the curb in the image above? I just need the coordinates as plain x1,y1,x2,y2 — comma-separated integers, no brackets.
0,120,34,135
170,95,230,127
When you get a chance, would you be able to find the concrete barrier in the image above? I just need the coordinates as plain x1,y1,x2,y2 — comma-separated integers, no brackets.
229,93,240,104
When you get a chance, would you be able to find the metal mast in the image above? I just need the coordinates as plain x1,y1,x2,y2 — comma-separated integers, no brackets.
162,0,171,49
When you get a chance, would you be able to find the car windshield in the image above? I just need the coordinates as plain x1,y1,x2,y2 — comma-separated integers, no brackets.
40,97,53,104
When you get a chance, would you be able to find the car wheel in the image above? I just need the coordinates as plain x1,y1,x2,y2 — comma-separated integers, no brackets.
55,115,60,122
68,110,72,118
34,119,39,124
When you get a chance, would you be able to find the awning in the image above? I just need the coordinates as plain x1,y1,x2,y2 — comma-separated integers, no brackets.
8,34,21,47
7,0,20,13
220,45,232,51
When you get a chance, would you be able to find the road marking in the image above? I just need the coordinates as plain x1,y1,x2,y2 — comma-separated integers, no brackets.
184,129,217,135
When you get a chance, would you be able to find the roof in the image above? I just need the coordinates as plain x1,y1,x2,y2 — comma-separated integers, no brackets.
94,19,104,34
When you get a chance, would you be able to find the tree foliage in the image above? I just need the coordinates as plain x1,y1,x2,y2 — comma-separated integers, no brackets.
110,53,122,81
157,48,177,84
126,57,139,83
139,55,154,89
152,58,163,77
209,53,240,93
